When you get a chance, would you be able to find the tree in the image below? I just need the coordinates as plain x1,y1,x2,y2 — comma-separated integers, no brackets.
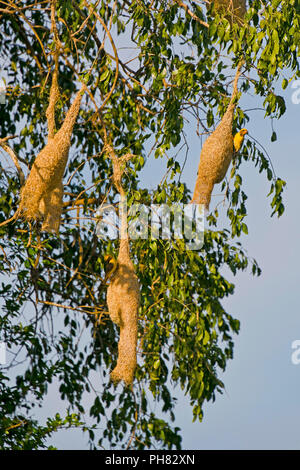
0,0,298,449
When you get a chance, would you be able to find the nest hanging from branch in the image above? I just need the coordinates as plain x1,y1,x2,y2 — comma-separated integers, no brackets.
208,0,247,25
105,144,140,386
0,3,86,233
18,62,86,233
191,60,244,210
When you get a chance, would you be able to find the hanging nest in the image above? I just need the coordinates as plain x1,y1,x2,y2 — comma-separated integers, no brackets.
0,58,85,232
191,60,244,210
105,145,140,386
208,0,247,25
18,65,86,233
0,2,86,233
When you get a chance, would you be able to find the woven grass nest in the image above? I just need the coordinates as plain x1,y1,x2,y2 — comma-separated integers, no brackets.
191,60,244,210
19,64,86,233
0,57,85,232
208,0,247,25
0,3,86,233
105,145,140,386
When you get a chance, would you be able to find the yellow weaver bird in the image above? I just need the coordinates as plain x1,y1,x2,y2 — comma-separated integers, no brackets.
103,254,118,284
233,128,248,152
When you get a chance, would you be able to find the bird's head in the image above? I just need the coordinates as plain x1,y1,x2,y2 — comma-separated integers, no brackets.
104,254,118,282
233,128,248,153
104,254,114,263
104,254,117,271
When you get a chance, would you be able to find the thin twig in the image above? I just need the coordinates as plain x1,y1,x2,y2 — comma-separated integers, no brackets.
174,0,209,27
0,138,25,185
39,299,104,316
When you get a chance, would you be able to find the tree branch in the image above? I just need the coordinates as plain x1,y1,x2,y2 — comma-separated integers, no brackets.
0,137,25,185
174,0,209,28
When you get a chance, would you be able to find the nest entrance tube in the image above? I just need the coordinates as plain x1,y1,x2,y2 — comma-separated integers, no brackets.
191,61,244,210
105,145,140,386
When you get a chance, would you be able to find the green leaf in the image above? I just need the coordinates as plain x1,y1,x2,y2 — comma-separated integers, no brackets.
271,131,277,142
